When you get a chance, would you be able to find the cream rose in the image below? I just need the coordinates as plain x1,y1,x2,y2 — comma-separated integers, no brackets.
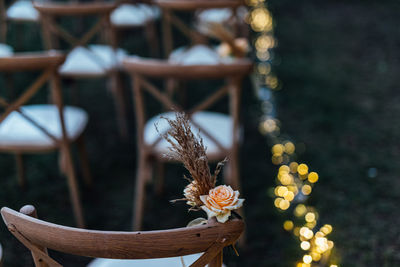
200,185,244,223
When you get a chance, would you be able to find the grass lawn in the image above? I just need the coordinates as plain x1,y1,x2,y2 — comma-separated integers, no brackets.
1,0,400,266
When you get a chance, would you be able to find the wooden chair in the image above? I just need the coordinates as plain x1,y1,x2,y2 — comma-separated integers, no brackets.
123,56,252,230
0,52,90,228
110,0,160,57
33,1,129,138
154,0,245,57
1,205,244,266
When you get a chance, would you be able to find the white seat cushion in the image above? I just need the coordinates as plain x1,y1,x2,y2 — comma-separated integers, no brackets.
88,253,226,267
111,4,160,26
197,8,233,24
144,111,233,156
169,44,224,65
0,105,88,148
0,43,13,57
7,0,39,21
197,7,247,24
59,45,127,76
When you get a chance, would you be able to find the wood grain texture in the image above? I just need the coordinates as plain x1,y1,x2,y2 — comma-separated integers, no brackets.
122,57,253,79
155,0,243,10
1,206,244,262
33,2,117,16
0,52,65,72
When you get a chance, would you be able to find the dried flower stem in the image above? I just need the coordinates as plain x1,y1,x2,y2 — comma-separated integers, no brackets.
159,112,226,208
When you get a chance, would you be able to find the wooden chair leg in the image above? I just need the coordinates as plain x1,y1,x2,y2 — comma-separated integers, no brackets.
145,21,159,57
208,251,223,267
76,135,92,186
61,147,85,228
15,153,26,188
109,71,128,139
133,155,148,231
155,160,165,195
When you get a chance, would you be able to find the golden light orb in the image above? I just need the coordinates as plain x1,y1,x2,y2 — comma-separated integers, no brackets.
284,141,295,154
272,144,284,155
306,221,317,229
303,255,312,264
272,154,283,165
293,227,300,236
283,220,294,231
279,165,290,173
255,35,275,52
311,251,321,261
304,230,314,240
279,199,290,210
280,173,293,185
274,197,283,207
302,185,312,195
294,204,307,217
289,162,299,173
265,75,278,89
250,8,273,32
300,241,311,250
276,186,288,197
297,163,309,175
305,212,316,222
321,224,333,234
283,190,295,201
308,172,319,183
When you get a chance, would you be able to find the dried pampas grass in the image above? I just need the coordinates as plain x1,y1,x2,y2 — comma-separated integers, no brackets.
159,112,227,209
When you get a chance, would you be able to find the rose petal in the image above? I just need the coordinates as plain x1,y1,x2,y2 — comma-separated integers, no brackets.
216,210,231,223
201,205,218,219
224,198,245,210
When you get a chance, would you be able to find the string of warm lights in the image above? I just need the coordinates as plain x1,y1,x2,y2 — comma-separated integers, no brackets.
246,1,340,266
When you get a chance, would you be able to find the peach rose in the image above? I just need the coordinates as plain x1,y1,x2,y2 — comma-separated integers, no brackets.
200,185,244,223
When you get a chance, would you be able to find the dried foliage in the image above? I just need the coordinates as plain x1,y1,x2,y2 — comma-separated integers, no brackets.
159,112,226,208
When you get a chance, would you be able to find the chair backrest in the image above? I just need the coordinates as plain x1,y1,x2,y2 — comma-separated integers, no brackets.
154,0,245,57
0,0,6,43
33,1,117,51
1,205,244,267
0,52,67,151
123,57,252,159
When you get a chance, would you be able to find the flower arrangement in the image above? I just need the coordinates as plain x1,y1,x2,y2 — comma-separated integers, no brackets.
159,112,244,223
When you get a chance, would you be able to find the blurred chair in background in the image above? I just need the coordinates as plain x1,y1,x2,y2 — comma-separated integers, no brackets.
0,52,90,228
33,1,129,138
154,0,246,57
123,55,252,230
110,0,160,57
0,0,40,51
1,205,244,267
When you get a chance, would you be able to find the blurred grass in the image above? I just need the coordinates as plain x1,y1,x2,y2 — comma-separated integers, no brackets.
270,0,400,266
1,0,400,266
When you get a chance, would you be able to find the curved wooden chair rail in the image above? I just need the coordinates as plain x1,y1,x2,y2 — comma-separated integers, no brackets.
122,57,253,79
0,51,65,72
154,0,244,10
32,2,117,16
1,205,244,267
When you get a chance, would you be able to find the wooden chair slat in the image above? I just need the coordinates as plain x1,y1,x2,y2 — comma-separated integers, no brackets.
188,85,229,114
0,53,65,71
155,0,243,10
1,207,244,261
0,68,53,124
33,2,117,16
